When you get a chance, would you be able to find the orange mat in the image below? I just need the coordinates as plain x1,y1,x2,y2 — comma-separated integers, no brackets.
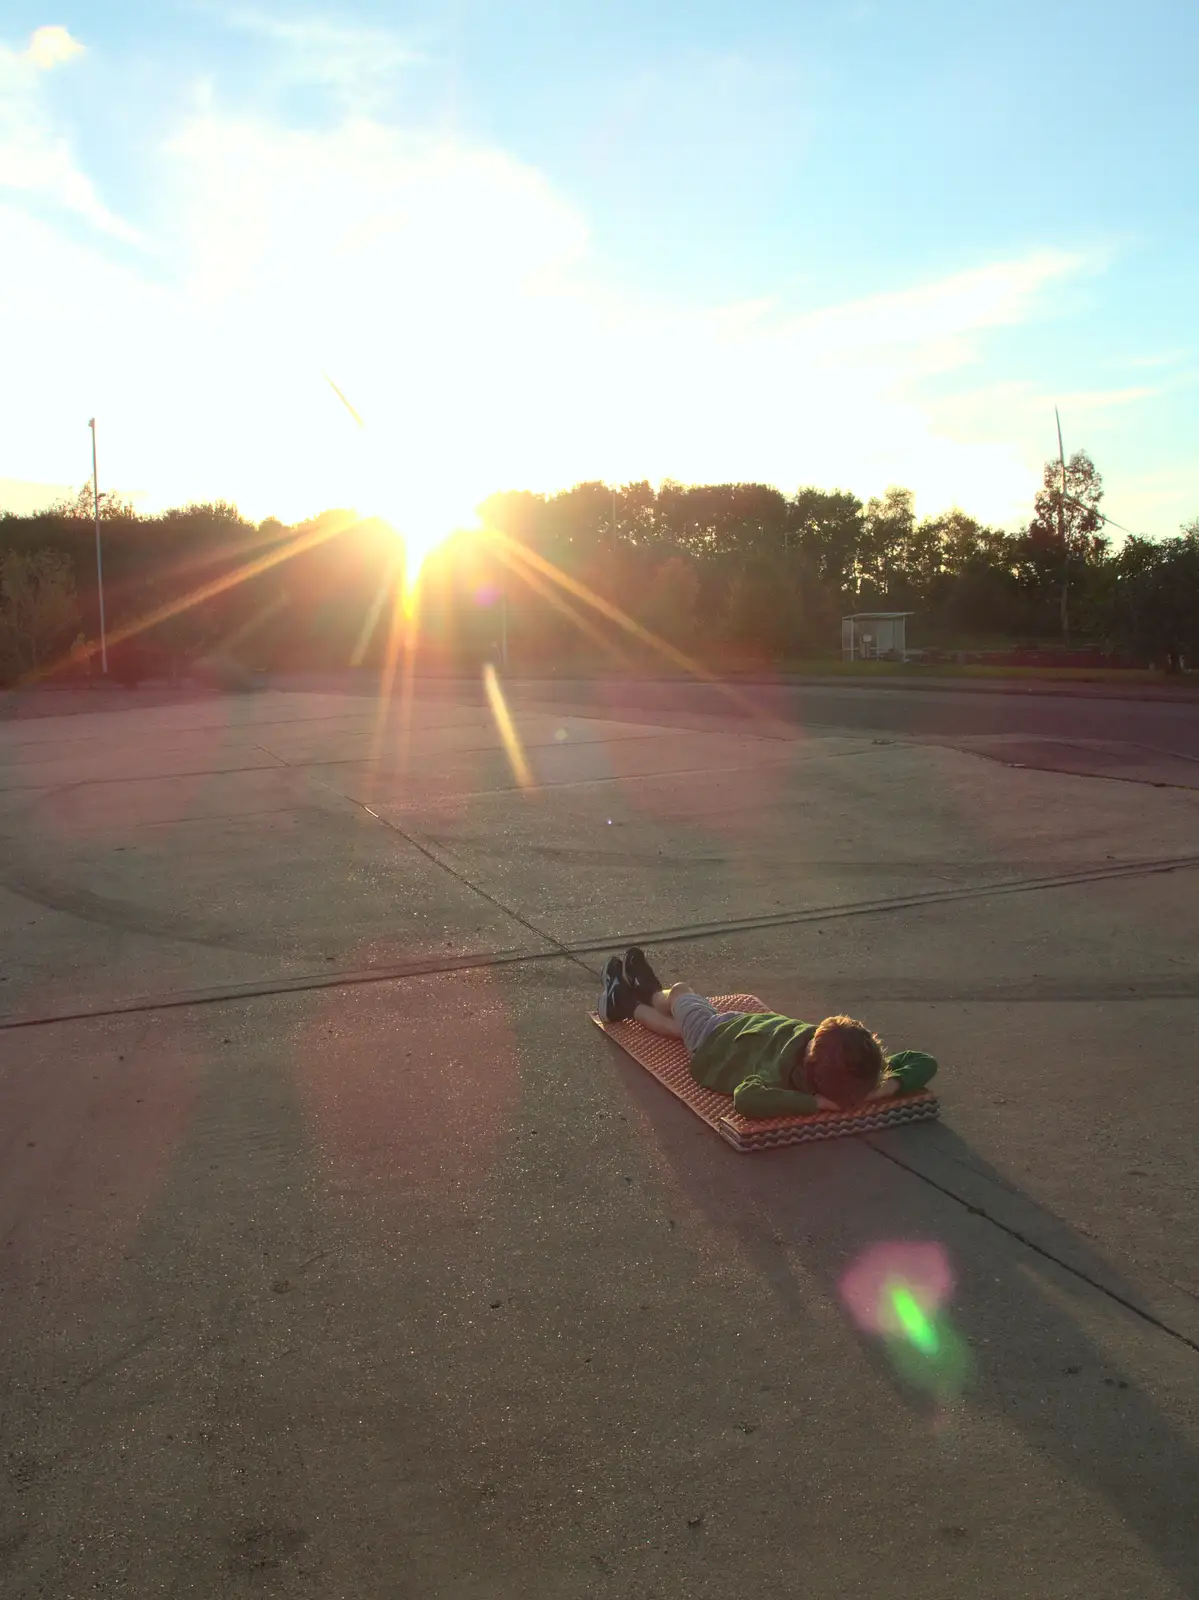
592,992,940,1152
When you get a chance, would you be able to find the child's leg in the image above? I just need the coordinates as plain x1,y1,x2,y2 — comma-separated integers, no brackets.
649,981,691,1016
631,981,703,1041
669,988,724,1058
633,1002,683,1038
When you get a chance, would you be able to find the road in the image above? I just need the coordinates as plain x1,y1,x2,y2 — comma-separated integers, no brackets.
2,678,1198,1598
503,674,1199,764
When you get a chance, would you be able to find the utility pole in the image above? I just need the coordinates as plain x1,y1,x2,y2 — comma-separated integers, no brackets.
88,418,108,674
1056,407,1068,647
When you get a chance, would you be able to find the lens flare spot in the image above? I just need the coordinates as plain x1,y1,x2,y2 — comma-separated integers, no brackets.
840,1240,953,1335
840,1241,971,1399
889,1282,940,1356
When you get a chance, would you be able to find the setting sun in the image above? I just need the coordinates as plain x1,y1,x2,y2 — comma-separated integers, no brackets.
322,372,483,600
380,503,480,602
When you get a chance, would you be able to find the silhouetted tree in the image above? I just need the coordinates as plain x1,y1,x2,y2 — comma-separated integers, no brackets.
859,486,916,599
5,452,1191,675
1112,525,1199,672
786,487,864,597
643,556,700,643
1026,449,1106,643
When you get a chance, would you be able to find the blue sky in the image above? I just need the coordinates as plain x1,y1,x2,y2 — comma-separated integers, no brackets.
1,0,1196,537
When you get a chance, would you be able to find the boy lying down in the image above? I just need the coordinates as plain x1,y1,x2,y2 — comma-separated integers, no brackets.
599,948,938,1118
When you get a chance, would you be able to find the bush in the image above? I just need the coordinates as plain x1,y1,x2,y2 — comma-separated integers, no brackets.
642,556,700,642
0,548,79,682
723,558,801,657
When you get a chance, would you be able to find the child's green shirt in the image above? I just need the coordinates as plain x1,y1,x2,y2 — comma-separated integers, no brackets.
688,1010,938,1118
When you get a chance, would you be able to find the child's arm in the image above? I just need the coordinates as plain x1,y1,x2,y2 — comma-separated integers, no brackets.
732,1074,821,1119
867,1049,939,1100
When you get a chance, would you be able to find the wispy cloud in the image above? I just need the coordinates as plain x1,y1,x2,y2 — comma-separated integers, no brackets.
1107,469,1198,526
1122,348,1191,370
0,26,139,241
788,253,1084,356
224,11,425,104
1053,384,1158,412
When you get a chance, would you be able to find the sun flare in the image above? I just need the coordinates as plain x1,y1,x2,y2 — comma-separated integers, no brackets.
380,502,479,601
322,372,483,596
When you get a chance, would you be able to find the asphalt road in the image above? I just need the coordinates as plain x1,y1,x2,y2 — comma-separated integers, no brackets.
2,680,1198,1598
498,675,1199,762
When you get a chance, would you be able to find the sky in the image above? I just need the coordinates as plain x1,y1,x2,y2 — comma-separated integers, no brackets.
1,0,1196,540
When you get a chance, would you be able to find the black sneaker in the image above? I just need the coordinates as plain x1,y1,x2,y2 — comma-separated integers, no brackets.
599,955,637,1021
623,947,663,1007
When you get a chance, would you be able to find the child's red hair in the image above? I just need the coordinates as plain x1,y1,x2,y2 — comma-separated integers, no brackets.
807,1016,885,1107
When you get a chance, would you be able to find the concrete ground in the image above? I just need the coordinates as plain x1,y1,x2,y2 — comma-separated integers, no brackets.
2,679,1198,1599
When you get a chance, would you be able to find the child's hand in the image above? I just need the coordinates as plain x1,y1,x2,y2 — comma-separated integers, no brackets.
815,1094,840,1111
866,1078,902,1101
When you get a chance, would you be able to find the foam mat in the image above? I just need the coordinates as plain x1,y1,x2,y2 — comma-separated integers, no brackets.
592,992,940,1152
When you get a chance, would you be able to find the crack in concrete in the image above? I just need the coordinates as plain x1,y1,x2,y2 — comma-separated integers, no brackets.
4,849,1199,1031
863,1139,1199,1358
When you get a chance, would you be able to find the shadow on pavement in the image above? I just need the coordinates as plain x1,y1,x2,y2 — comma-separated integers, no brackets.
615,1057,1199,1598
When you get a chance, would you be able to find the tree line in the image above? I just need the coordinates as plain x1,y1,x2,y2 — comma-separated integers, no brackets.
1,456,1197,684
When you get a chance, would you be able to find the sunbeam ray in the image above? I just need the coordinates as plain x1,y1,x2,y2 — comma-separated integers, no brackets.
487,528,791,732
350,558,402,669
324,372,366,428
396,600,420,780
362,577,411,802
491,540,632,666
482,662,534,790
208,591,289,657
34,515,360,687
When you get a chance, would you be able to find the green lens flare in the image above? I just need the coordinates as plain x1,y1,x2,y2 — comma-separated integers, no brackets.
889,1284,940,1356
848,1257,973,1400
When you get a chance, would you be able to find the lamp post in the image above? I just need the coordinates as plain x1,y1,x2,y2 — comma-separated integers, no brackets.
87,418,108,674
